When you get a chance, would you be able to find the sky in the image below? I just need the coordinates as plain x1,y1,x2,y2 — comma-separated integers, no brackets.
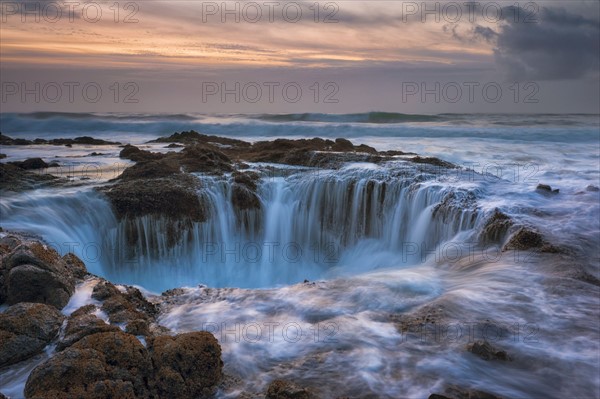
1,0,599,113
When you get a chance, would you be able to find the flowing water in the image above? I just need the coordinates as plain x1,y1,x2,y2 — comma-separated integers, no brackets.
0,112,598,398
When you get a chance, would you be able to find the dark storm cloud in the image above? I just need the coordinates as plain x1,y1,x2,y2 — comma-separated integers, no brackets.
481,6,600,80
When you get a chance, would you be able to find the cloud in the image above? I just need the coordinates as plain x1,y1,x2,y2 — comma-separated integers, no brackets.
479,6,600,80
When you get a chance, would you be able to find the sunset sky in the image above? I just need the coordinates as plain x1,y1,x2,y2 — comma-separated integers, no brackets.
1,1,599,113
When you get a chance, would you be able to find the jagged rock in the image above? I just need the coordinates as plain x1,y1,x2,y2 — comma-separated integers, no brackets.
148,332,223,399
178,144,233,175
503,227,543,251
429,385,504,399
0,154,6,159
231,183,261,211
0,134,120,146
536,184,559,194
266,379,313,399
62,253,88,280
25,331,153,399
57,310,120,351
0,302,65,367
0,163,58,192
480,209,513,245
332,138,354,152
125,319,150,336
91,280,121,301
93,281,157,325
99,174,205,221
586,185,599,192
119,144,164,163
1,241,85,309
149,130,250,148
10,158,49,170
467,340,511,361
410,156,456,168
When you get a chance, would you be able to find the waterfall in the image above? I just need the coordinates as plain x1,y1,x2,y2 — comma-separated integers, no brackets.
0,165,484,291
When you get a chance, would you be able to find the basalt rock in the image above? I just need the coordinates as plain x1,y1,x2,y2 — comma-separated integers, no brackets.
410,156,456,169
429,385,504,399
503,227,544,251
535,183,559,195
9,158,49,170
0,163,58,192
25,331,154,399
149,130,250,148
0,134,120,146
467,340,511,361
1,241,86,309
57,309,120,351
0,302,65,367
480,209,513,245
148,332,223,399
265,379,313,399
93,281,157,327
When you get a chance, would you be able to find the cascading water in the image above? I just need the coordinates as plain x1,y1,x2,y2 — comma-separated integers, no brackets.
0,163,484,291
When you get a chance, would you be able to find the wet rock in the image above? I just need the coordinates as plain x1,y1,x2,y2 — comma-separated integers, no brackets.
503,227,544,251
233,171,260,191
0,302,65,367
119,156,181,180
178,144,233,175
467,340,511,361
10,157,51,171
1,242,84,309
1,134,120,146
100,174,205,221
91,280,121,301
25,331,153,399
62,253,88,280
586,185,599,192
536,183,559,194
0,163,58,192
119,144,164,162
0,154,6,159
332,138,354,152
429,385,504,399
480,209,513,245
150,130,250,148
57,310,120,351
231,183,261,211
148,332,223,399
125,319,150,336
266,379,313,399
410,156,456,168
165,143,184,148
47,161,60,168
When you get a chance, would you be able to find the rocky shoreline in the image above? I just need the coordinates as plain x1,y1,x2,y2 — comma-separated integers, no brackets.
1,130,598,398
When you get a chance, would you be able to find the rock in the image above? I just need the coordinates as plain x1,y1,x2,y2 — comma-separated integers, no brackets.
62,253,88,279
0,163,58,192
119,144,164,163
93,281,157,325
148,332,223,399
503,227,544,251
178,144,233,175
0,302,65,367
149,130,250,148
165,143,184,148
266,379,313,399
0,135,120,146
467,340,511,361
332,138,354,152
91,280,121,301
47,162,60,168
586,185,599,192
57,311,120,351
410,156,456,168
25,331,153,399
429,385,504,399
0,153,6,159
125,319,150,336
480,209,513,245
1,242,82,309
231,183,261,211
536,184,559,194
100,174,205,221
14,157,51,171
